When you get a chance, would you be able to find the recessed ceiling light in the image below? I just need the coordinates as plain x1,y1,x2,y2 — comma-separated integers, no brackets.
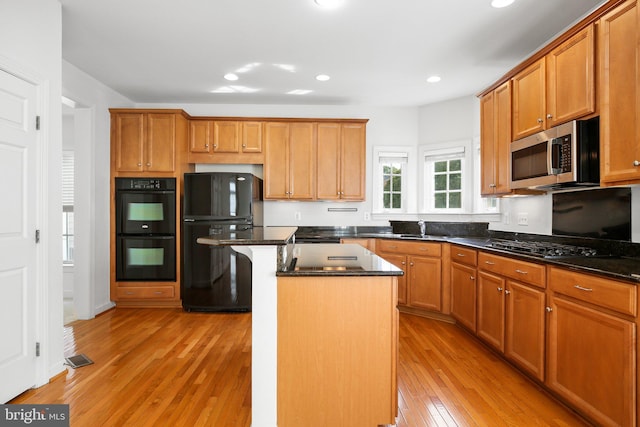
491,0,515,8
224,73,239,81
316,74,331,81
427,75,441,83
314,0,343,9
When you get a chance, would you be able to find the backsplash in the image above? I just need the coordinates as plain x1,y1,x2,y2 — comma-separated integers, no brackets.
390,221,489,237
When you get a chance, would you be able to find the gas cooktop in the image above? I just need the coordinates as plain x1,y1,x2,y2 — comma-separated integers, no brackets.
486,239,598,258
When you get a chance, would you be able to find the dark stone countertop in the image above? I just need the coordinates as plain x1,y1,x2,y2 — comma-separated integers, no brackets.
196,226,297,246
277,243,403,277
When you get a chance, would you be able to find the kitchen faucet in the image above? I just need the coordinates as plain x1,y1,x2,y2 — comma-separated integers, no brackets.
417,220,426,236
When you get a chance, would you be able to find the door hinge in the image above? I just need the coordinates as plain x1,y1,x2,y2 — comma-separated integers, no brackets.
36,342,40,357
36,116,40,130
35,229,40,243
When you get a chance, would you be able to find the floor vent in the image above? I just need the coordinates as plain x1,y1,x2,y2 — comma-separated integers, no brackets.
65,354,94,368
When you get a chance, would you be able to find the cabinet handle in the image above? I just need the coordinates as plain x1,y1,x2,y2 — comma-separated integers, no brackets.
634,160,640,167
470,276,475,280
205,144,209,148
546,114,553,119
574,285,593,292
389,245,398,249
410,262,414,266
546,306,553,313
146,162,151,167
484,261,495,265
515,269,528,275
242,144,246,147
456,253,466,257
154,291,164,295
489,183,496,188
214,144,218,148
505,290,511,295
497,287,503,292
401,261,406,265
137,163,142,167
537,118,543,123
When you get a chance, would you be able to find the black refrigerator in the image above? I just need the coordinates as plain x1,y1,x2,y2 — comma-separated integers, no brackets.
181,172,263,312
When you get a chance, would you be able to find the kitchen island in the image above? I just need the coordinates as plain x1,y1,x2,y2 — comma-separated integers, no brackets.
197,229,402,427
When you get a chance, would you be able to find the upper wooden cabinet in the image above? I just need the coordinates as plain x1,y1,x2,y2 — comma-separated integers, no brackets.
188,120,264,164
599,0,640,185
264,122,316,200
512,25,595,140
480,81,512,196
316,122,366,200
111,112,177,173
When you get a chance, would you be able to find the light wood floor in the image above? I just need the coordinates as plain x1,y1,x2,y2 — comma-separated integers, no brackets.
11,308,589,426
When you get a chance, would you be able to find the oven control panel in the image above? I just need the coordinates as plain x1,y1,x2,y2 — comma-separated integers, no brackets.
116,177,176,190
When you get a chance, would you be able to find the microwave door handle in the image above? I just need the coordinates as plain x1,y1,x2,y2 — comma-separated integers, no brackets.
550,138,562,175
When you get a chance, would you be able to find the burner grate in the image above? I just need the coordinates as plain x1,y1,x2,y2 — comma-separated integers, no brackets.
487,239,597,258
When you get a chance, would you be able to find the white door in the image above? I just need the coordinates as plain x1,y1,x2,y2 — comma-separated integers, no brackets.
0,69,39,403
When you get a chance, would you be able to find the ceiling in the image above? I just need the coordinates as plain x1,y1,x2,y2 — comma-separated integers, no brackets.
60,0,607,107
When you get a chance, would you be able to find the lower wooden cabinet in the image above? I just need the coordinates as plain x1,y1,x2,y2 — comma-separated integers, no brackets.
547,266,637,426
477,252,546,381
376,240,443,313
451,262,477,331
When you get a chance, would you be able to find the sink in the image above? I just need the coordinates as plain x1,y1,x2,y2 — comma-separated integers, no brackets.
400,234,427,238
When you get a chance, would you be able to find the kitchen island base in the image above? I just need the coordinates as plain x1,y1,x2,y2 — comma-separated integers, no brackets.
277,275,398,427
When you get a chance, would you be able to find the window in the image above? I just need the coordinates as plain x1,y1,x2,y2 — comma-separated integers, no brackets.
423,145,467,212
62,151,74,264
374,149,409,212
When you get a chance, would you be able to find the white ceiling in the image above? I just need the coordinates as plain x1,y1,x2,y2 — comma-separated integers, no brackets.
60,0,607,107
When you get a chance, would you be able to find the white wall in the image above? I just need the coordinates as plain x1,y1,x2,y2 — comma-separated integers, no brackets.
62,60,134,316
0,0,64,382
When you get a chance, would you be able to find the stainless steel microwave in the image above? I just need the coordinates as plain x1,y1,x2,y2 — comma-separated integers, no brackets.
510,117,600,190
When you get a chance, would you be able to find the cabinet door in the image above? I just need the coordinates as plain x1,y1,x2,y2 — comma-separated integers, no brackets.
504,281,545,382
242,121,262,153
380,253,407,305
477,271,505,352
547,295,636,427
494,82,512,194
546,25,595,126
512,58,546,140
264,122,290,199
113,113,145,172
599,0,640,184
189,120,212,153
480,91,496,195
213,121,240,153
146,113,176,172
450,262,477,332
316,123,341,200
288,123,315,200
408,256,441,311
340,123,365,200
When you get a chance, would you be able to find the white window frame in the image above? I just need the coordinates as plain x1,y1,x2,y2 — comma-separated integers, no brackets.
62,150,74,264
372,146,416,214
421,141,472,214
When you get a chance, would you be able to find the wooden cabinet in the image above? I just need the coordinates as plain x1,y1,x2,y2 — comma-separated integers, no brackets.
512,25,595,140
109,109,191,307
316,122,366,200
111,112,177,173
340,238,375,252
277,275,398,426
264,122,315,200
477,252,546,381
188,120,264,164
450,246,477,331
599,0,640,185
376,239,442,312
480,81,512,196
547,266,636,426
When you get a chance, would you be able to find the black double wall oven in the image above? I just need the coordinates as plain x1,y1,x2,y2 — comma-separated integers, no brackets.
115,177,176,282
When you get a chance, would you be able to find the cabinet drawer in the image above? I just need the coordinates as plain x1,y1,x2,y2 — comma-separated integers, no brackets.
478,252,545,288
377,239,441,257
117,286,175,299
450,245,477,267
549,267,637,316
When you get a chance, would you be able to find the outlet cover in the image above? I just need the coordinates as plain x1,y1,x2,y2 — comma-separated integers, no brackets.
517,213,528,226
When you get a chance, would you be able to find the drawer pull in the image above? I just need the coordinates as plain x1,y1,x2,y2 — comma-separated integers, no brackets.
484,261,495,265
154,291,164,295
515,269,528,275
574,285,593,292
456,253,466,257
389,245,398,249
